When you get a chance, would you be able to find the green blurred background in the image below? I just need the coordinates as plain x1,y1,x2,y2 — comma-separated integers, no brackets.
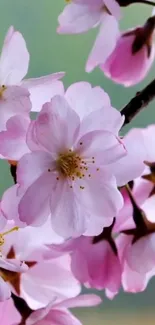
0,1,155,324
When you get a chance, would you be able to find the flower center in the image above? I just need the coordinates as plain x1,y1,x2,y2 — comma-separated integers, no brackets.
0,85,6,99
56,150,83,179
54,149,99,190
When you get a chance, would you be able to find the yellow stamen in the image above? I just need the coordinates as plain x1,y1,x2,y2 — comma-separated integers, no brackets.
55,147,98,189
0,227,19,247
56,151,83,178
0,85,7,99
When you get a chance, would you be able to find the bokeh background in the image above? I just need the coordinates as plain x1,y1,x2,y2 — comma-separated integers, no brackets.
0,1,155,324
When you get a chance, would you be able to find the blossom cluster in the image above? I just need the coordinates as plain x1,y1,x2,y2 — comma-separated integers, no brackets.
58,0,155,86
0,0,155,324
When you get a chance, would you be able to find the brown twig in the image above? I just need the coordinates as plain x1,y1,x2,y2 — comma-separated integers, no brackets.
12,293,33,324
10,164,17,184
117,0,155,7
121,78,155,126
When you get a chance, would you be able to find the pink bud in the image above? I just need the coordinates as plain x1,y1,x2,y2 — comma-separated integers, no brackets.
100,16,155,86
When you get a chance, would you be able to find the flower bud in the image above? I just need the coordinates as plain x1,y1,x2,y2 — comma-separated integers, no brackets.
100,15,155,86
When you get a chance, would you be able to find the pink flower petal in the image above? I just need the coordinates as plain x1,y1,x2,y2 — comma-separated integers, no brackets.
108,128,146,186
1,184,26,227
80,106,124,136
0,85,31,131
0,258,28,273
34,96,80,154
65,82,111,120
56,294,102,309
21,255,80,310
50,179,88,238
76,130,126,165
27,308,82,325
143,124,155,162
26,121,41,152
18,172,53,226
0,208,7,231
86,14,120,72
126,234,155,274
58,3,102,34
76,167,123,221
0,26,29,85
22,74,65,112
0,115,30,160
25,301,56,325
17,151,53,189
0,278,11,301
142,195,155,223
122,263,150,293
0,298,21,323
104,0,121,19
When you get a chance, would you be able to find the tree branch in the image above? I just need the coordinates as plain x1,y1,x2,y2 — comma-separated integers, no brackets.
12,293,33,324
10,164,17,184
121,78,155,126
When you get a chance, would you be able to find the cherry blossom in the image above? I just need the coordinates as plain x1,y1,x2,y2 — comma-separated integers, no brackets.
1,81,147,237
57,0,121,72
14,94,127,237
0,219,80,309
0,1,155,319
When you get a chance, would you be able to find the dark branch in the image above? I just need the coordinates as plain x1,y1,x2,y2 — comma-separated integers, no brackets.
12,293,33,324
121,78,155,126
93,218,117,255
10,164,17,184
117,0,155,7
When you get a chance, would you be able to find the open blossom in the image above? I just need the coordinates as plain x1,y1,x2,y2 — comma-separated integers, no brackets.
26,294,101,325
1,82,147,237
0,219,80,310
45,234,122,299
0,25,64,125
11,94,126,238
58,0,121,72
101,14,155,86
